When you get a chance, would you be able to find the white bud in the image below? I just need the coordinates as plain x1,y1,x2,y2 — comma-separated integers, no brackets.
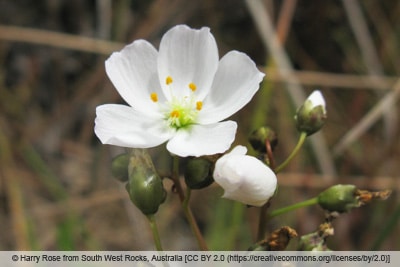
213,146,277,207
295,90,327,135
307,90,326,109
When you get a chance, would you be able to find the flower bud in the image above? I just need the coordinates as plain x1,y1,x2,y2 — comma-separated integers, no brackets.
295,90,327,136
184,158,214,189
125,149,166,215
111,153,130,182
317,184,358,213
248,126,278,153
318,184,392,213
213,146,277,207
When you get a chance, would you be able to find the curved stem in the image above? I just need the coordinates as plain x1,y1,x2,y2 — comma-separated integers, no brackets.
275,131,307,173
171,157,208,251
268,197,318,218
147,214,163,251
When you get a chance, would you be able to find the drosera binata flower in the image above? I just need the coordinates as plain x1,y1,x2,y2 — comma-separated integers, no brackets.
213,145,277,207
95,25,265,157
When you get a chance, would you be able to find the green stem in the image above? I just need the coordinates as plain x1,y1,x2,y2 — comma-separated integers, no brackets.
147,215,163,251
268,197,318,218
275,131,307,173
172,157,208,251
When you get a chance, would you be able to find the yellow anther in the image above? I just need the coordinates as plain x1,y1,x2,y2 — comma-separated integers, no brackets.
170,110,180,118
150,92,158,102
188,82,197,92
196,101,203,111
166,76,173,85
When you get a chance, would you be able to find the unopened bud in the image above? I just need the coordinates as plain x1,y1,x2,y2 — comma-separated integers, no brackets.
248,126,278,153
111,153,130,182
318,184,392,213
317,184,358,213
184,158,214,189
126,149,166,215
213,146,277,207
295,90,327,136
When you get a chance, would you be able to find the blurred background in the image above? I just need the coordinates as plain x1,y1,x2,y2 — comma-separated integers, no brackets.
0,0,399,250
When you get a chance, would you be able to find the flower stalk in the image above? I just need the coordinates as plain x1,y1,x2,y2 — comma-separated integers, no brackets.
171,157,208,251
268,197,319,218
147,215,163,251
274,131,307,173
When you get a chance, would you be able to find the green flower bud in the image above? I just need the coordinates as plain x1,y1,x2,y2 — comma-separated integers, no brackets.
184,157,214,189
317,184,358,213
111,153,130,182
248,126,278,153
126,149,166,215
295,90,327,136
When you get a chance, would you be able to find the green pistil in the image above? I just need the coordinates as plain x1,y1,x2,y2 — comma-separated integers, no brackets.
166,100,199,129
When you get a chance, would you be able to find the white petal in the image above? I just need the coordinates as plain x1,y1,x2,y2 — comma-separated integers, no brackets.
307,90,325,108
105,40,164,115
228,145,248,156
94,104,171,148
158,25,219,100
166,121,237,157
213,149,277,207
198,51,265,124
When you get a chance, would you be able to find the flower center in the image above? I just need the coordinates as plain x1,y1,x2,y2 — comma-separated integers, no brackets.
150,76,203,130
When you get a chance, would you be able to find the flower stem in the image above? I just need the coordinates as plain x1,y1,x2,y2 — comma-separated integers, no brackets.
257,201,271,241
172,156,208,251
274,131,307,173
268,197,319,218
257,139,276,241
147,214,163,251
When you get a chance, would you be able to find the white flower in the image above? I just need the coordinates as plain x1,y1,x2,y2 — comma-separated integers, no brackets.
213,146,277,207
94,25,264,157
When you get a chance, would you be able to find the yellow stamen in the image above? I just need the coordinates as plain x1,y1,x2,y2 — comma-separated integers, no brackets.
196,101,203,111
166,76,173,85
150,92,158,102
188,82,197,92
170,110,180,118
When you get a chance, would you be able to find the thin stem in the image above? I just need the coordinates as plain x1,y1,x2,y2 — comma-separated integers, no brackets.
171,156,208,251
268,197,319,218
257,201,271,241
257,139,275,240
147,215,163,251
183,186,191,208
171,156,185,201
275,131,307,173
